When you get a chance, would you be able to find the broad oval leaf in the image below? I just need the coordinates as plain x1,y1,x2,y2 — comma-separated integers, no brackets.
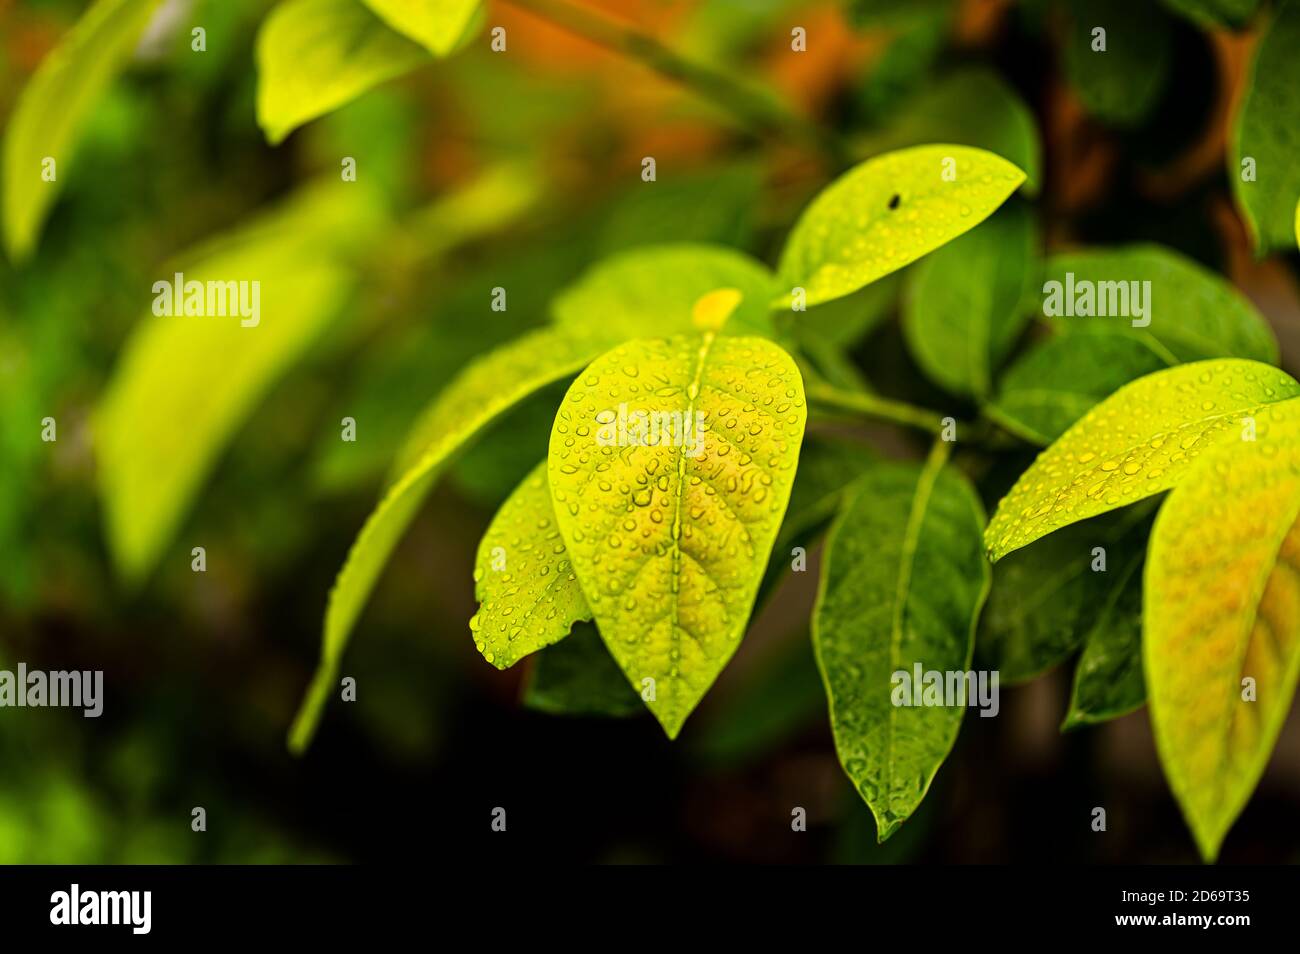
1145,401,1300,860
903,202,1035,398
470,461,590,669
289,327,605,752
1040,245,1278,364
778,144,1025,308
1231,0,1300,255
359,0,483,56
548,334,807,737
2,0,164,261
256,0,429,146
985,360,1300,561
551,244,776,342
989,332,1171,445
813,450,990,840
96,183,386,584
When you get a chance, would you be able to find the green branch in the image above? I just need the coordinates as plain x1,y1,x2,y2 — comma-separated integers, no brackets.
806,382,950,435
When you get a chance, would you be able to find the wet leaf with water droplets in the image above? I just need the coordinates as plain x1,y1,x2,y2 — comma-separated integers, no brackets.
551,244,776,342
985,360,1300,561
1145,402,1300,860
777,143,1025,308
548,334,806,737
472,461,590,669
903,202,1036,398
289,328,605,753
813,451,990,841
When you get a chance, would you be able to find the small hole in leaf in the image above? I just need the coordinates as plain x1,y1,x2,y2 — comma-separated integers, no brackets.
888,194,901,210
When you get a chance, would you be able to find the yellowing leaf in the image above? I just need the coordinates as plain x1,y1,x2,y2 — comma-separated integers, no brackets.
1145,400,1300,860
256,0,429,146
985,360,1300,561
470,461,590,669
551,244,776,342
96,183,386,585
289,328,605,752
359,0,483,56
777,144,1025,308
813,447,990,840
548,334,807,737
2,0,164,261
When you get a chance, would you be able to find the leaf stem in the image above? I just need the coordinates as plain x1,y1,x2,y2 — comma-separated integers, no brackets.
806,382,949,435
498,0,852,167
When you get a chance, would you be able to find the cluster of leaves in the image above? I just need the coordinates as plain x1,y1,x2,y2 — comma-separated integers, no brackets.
6,0,1300,862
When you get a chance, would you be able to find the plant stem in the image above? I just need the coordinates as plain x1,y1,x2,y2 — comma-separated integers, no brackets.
499,0,852,167
806,382,949,435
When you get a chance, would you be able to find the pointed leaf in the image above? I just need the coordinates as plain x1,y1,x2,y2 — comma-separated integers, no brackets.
359,0,483,56
256,0,429,146
548,334,806,737
551,244,776,342
903,202,1035,398
289,328,605,752
1145,401,1300,859
1231,0,1300,255
777,144,1025,308
96,183,386,584
985,360,1300,561
471,461,590,669
2,0,164,261
813,450,990,840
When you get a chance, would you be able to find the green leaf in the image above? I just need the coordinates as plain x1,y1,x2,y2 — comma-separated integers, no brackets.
777,435,878,552
523,622,643,718
96,182,385,585
985,360,1300,561
795,275,899,351
2,0,164,261
256,0,429,146
470,461,590,669
289,327,605,752
1040,245,1278,364
867,68,1042,194
989,332,1172,445
359,0,482,56
980,506,1153,684
1062,543,1147,730
813,448,990,840
551,244,776,342
1161,0,1260,28
1063,0,1172,126
777,144,1025,308
1232,0,1300,255
903,202,1035,398
548,334,807,737
1145,401,1300,860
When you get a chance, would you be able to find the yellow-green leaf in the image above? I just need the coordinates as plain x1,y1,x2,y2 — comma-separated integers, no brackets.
96,182,386,585
548,334,807,737
359,0,483,56
470,461,590,669
289,327,605,752
813,447,990,840
256,0,429,146
777,144,1025,308
2,0,164,262
1145,399,1300,860
985,360,1300,561
551,244,776,342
